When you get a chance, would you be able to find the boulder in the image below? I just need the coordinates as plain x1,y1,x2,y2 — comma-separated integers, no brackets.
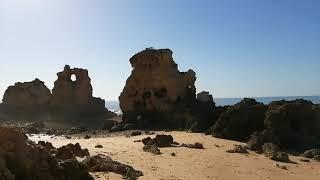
143,135,174,147
83,155,143,179
210,98,267,141
143,144,161,155
263,99,320,150
56,143,90,160
0,127,93,180
180,142,204,149
303,149,320,159
226,145,248,154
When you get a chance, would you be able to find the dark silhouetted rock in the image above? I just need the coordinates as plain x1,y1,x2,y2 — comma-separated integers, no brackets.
144,135,174,147
131,131,142,136
210,98,267,141
95,145,103,148
102,120,116,130
180,143,204,149
263,99,320,151
0,127,93,180
226,145,249,154
303,149,320,159
84,135,91,139
142,137,152,145
83,155,143,179
143,144,161,155
56,143,90,160
3,78,51,107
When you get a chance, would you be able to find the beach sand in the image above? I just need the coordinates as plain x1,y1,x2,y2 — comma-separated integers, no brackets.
30,131,320,180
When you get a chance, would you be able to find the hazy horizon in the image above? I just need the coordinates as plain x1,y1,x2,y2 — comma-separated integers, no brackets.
1,0,320,101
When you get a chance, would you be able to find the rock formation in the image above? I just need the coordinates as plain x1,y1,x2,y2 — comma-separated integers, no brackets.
2,78,51,107
245,99,320,153
0,79,51,122
210,98,267,140
51,65,105,111
0,127,93,180
0,65,115,128
118,48,216,131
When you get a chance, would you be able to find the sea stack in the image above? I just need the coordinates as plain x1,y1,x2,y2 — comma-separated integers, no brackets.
118,48,217,131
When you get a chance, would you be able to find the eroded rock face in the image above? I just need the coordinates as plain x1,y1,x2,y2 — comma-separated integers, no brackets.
51,65,104,109
210,98,267,141
2,78,51,107
119,48,216,131
247,99,320,152
0,127,93,180
119,48,196,112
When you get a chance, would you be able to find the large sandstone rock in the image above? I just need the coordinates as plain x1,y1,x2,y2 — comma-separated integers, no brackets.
210,98,267,141
50,65,114,126
51,65,104,110
0,127,93,180
0,79,51,122
2,78,51,107
119,48,196,114
118,48,216,131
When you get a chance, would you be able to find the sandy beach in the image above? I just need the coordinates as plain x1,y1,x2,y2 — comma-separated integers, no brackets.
29,131,320,180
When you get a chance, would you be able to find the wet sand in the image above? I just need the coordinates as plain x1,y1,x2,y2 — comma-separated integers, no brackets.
30,131,320,180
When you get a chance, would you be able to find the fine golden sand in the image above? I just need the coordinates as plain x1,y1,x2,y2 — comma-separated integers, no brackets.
30,131,320,180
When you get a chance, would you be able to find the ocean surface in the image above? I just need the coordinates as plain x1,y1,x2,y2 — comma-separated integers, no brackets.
106,96,320,114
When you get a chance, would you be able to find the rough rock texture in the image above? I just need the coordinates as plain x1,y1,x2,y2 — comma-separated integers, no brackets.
56,143,90,160
2,78,51,107
226,145,248,154
0,127,93,180
142,135,174,147
83,155,143,179
0,65,115,128
51,65,106,113
303,149,320,159
118,48,217,132
0,79,51,122
143,144,161,155
180,142,204,149
263,99,320,150
247,99,320,152
210,98,267,141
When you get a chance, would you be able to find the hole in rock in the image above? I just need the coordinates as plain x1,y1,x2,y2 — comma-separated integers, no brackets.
71,74,77,82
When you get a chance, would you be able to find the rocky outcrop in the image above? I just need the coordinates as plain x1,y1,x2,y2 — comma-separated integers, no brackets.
247,99,320,152
0,127,93,180
0,65,115,128
83,155,143,179
0,79,51,122
118,48,217,132
51,65,105,112
210,98,267,141
2,78,51,107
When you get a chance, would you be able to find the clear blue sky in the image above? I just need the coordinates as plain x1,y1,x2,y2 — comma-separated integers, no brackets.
0,0,319,101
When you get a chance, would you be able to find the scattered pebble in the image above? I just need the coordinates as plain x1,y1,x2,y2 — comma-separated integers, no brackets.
276,164,288,170
300,159,310,162
95,145,103,148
